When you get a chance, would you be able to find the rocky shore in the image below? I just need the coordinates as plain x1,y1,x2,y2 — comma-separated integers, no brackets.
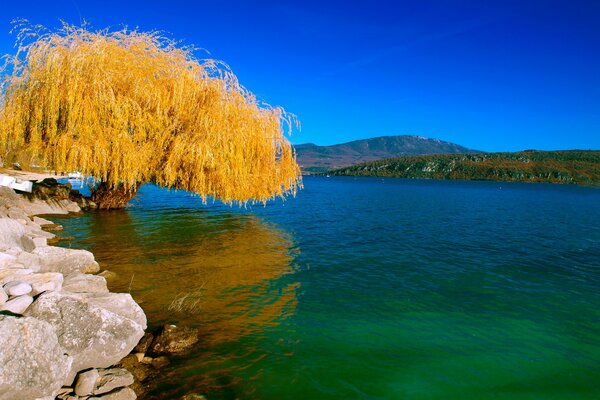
0,179,147,400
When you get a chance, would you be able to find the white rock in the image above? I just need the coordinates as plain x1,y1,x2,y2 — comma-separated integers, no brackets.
25,291,147,385
0,218,35,252
3,281,32,296
33,246,100,275
1,294,34,314
0,268,34,285
0,315,72,400
0,286,7,305
74,368,100,396
63,273,109,294
19,272,64,295
33,216,54,226
0,252,17,268
32,237,48,248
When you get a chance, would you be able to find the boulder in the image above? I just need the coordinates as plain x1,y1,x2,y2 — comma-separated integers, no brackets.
0,287,6,305
33,246,100,275
0,315,72,400
94,368,134,395
74,369,100,396
0,218,34,252
151,356,170,369
3,281,32,297
150,324,200,356
63,273,108,294
25,291,146,385
1,295,33,314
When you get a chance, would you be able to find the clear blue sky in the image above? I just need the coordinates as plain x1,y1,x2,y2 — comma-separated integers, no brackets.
1,0,598,151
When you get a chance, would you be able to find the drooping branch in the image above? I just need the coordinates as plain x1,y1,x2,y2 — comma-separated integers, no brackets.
0,21,302,208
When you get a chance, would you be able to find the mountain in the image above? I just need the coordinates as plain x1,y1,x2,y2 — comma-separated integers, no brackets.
294,135,478,173
329,150,600,185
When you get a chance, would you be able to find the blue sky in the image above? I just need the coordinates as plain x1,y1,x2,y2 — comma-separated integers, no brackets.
0,0,598,151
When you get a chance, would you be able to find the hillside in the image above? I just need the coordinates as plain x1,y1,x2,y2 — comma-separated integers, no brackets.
295,135,478,173
329,150,600,184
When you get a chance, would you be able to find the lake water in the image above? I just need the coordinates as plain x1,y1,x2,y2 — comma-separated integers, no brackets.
55,176,600,399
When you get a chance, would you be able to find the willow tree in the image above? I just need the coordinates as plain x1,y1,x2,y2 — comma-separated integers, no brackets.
0,22,301,208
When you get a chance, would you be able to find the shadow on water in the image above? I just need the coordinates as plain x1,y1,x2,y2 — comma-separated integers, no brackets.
55,199,300,399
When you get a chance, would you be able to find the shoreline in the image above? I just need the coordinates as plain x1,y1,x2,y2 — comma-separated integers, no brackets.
0,176,146,399
0,173,207,400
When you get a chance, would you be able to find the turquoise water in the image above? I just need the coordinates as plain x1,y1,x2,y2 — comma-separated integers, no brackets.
56,177,600,399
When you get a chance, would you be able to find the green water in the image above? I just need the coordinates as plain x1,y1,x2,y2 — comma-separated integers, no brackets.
56,177,600,399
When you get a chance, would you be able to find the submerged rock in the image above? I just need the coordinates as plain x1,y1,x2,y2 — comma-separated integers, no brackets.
133,332,154,354
0,315,72,400
25,291,146,385
150,324,200,356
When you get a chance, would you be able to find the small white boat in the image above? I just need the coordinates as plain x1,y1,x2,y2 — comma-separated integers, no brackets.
68,171,83,179
0,174,33,192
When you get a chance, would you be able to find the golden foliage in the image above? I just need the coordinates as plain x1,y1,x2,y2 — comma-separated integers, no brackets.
0,21,301,205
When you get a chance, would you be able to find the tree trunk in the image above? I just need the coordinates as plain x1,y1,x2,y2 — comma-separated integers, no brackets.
90,182,141,210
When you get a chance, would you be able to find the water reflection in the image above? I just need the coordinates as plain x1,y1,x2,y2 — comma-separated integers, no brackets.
58,207,299,398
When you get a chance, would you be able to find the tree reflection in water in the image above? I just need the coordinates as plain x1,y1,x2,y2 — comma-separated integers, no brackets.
58,207,299,398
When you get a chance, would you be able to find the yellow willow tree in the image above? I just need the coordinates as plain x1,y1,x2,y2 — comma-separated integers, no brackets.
0,22,301,208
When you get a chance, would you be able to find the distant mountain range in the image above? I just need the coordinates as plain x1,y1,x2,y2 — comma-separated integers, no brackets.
295,135,478,173
329,150,600,185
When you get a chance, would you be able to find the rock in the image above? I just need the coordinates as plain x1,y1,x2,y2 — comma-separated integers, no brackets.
42,223,63,232
3,281,32,296
0,218,35,252
74,369,100,396
89,387,136,400
0,287,7,305
1,294,33,314
117,355,152,383
150,324,200,356
75,368,100,396
33,246,100,275
0,315,72,400
180,394,207,400
151,356,170,369
134,353,145,362
63,273,108,293
19,272,64,295
33,216,54,226
56,387,75,397
32,236,48,248
133,332,154,353
94,368,134,395
0,252,17,268
0,268,34,285
25,291,146,385
98,270,117,282
30,229,56,239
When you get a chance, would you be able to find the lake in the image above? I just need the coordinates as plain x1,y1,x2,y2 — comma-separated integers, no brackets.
55,176,600,399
